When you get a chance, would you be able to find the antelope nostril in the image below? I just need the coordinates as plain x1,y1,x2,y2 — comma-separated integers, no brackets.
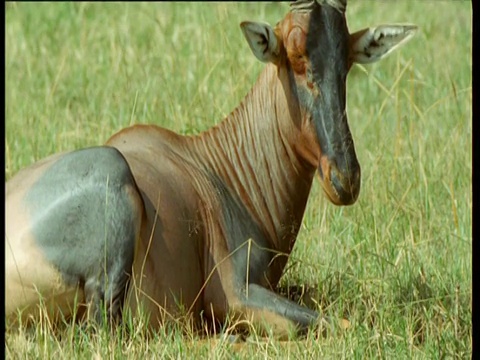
330,170,346,196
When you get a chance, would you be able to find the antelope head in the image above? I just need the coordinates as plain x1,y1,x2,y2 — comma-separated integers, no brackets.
240,0,417,205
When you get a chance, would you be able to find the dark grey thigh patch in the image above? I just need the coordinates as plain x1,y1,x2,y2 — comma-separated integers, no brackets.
209,174,272,288
25,146,141,313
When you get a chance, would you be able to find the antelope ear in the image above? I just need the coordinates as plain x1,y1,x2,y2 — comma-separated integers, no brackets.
350,24,418,64
240,21,280,63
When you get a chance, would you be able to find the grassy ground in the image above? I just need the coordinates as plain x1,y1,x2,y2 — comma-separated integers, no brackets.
5,1,472,359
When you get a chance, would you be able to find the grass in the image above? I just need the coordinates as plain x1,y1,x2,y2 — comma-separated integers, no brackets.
5,1,472,358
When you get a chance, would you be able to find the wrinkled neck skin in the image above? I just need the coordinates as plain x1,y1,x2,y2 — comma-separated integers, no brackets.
191,63,320,260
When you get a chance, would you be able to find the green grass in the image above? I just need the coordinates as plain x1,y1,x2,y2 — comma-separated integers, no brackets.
5,1,471,358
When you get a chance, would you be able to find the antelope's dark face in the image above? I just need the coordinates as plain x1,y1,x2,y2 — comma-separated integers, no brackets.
279,3,358,206
241,0,417,206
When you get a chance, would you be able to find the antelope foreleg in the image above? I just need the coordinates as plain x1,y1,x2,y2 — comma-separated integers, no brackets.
229,283,320,338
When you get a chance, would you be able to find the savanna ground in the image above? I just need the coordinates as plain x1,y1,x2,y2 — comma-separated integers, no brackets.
5,2,472,359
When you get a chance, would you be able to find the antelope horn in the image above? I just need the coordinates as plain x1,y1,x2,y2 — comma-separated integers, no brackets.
290,0,316,12
290,0,346,12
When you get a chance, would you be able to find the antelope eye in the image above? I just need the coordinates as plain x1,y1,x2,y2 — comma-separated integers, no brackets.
289,54,307,74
